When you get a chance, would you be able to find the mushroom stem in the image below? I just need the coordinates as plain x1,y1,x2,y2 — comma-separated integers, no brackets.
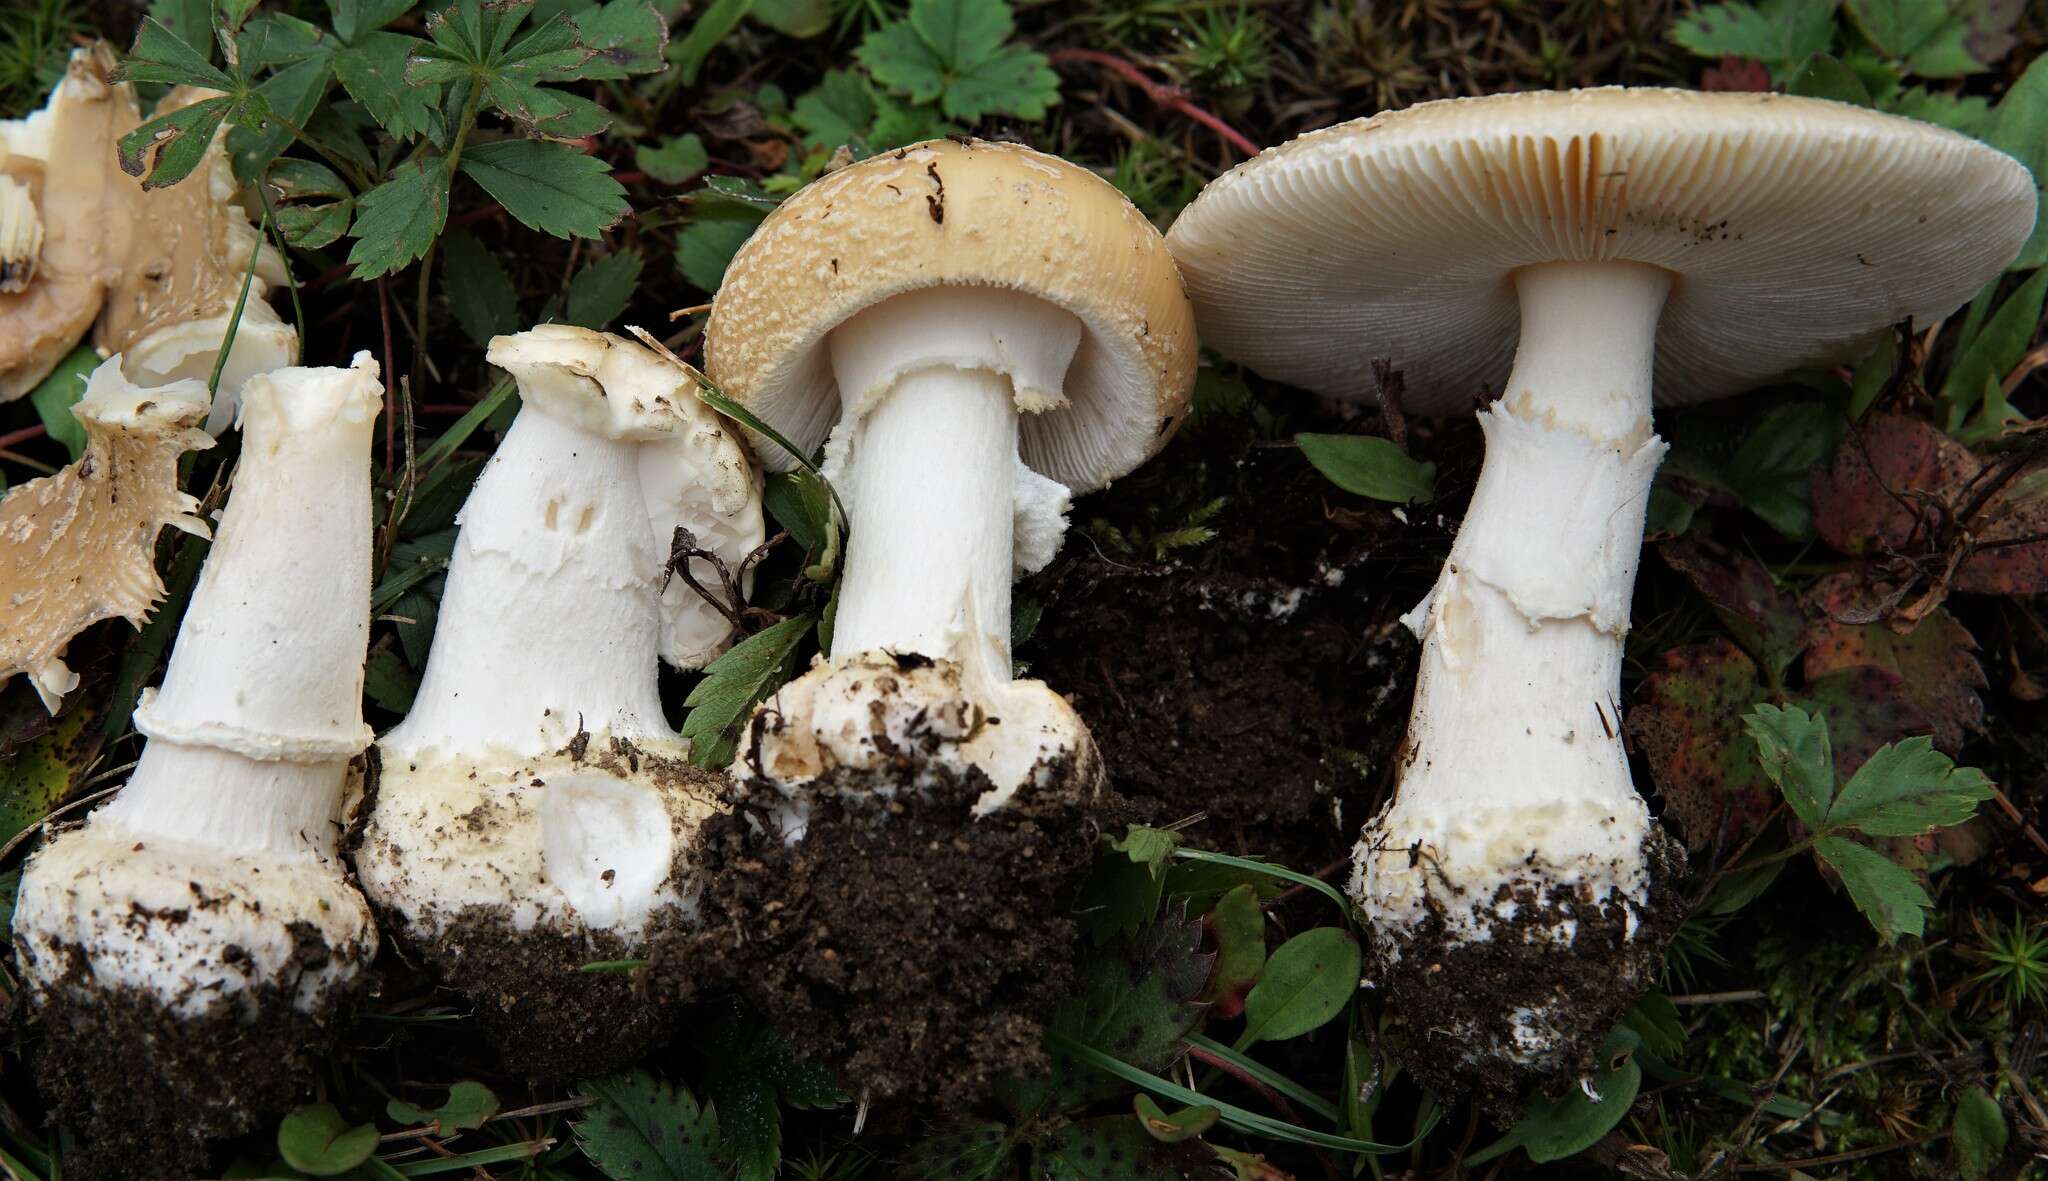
1355,259,1675,1072
381,395,674,762
822,285,1081,693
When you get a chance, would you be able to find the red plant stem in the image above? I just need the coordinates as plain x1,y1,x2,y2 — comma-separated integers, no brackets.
0,424,48,450
1047,49,1262,159
1184,1046,1339,1181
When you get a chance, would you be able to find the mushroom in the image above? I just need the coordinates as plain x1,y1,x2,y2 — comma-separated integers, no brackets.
705,137,1194,816
0,357,213,710
12,354,383,1178
96,86,299,434
0,44,136,400
355,325,759,1078
674,138,1195,1101
1164,89,2036,1099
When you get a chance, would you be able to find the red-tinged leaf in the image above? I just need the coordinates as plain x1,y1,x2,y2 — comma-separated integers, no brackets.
1627,638,1774,851
1810,414,2048,595
1701,54,1771,90
1803,574,1986,751
1799,666,1935,779
1659,536,1806,680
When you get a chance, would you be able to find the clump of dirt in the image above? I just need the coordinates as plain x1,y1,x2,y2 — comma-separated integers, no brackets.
23,927,366,1181
1366,830,1688,1116
1022,436,1453,868
651,759,1103,1112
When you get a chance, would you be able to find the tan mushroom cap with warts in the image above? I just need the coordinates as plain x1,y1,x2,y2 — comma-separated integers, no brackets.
1166,88,2037,416
706,138,1198,492
0,44,137,402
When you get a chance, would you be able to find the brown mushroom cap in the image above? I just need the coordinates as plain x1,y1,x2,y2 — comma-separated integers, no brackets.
705,138,1197,493
1166,88,2037,416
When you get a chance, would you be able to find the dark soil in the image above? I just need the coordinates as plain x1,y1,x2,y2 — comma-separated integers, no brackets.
21,927,366,1181
651,755,1105,1113
1366,829,1689,1116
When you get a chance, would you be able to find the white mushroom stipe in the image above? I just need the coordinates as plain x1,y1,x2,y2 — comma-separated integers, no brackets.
354,327,745,1076
9,355,381,1178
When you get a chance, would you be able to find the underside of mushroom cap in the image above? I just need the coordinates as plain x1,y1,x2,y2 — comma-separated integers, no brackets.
705,138,1197,492
1167,88,2037,415
0,359,212,710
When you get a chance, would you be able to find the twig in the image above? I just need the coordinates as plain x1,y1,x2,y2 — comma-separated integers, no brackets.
1734,1134,1940,1172
1046,49,1261,158
0,424,48,450
1669,990,1766,1006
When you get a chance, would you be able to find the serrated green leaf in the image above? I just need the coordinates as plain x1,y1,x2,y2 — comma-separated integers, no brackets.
943,43,1058,120
277,1105,377,1176
573,1072,723,1181
1826,736,1994,835
1112,825,1181,875
1742,703,1835,830
793,70,873,150
122,15,234,88
1816,834,1931,941
364,646,420,713
566,250,644,328
232,55,333,183
460,138,627,238
675,210,765,292
117,94,234,189
697,998,845,1181
1237,927,1358,1045
348,154,454,278
559,0,669,78
484,73,613,136
1467,1027,1642,1165
680,614,814,766
333,32,442,141
1719,400,1844,538
1787,52,1873,103
1669,0,1840,69
858,0,1058,121
145,0,218,67
1846,0,1992,76
330,0,419,43
1886,84,1989,131
440,227,520,345
1296,433,1436,503
1953,1086,2009,1180
268,158,354,249
26,347,99,461
1982,56,2048,270
636,133,708,184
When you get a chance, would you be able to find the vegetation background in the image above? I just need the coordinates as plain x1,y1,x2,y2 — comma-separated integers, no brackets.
1,0,2046,1175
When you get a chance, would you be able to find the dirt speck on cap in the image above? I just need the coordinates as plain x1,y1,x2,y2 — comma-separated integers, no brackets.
649,755,1103,1114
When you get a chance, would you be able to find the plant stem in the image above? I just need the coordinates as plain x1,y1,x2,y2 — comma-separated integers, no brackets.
409,85,484,401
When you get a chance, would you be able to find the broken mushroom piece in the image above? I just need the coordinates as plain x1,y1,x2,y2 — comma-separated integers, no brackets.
355,325,755,1079
668,137,1196,1104
12,355,383,1181
97,86,299,435
0,357,213,711
0,44,136,400
1165,89,2037,1102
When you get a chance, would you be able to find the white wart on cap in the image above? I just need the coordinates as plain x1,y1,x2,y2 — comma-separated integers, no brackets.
1167,88,2035,1103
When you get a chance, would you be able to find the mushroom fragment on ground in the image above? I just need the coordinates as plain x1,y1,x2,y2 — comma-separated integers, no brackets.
1165,88,2037,1102
355,325,758,1078
0,358,213,711
12,355,384,1181
97,86,299,435
0,45,136,400
662,137,1197,1103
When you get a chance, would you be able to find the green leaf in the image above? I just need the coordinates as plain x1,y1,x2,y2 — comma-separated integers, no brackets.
233,55,334,183
1941,268,2048,432
1669,0,1840,69
1467,1027,1642,1164
145,0,219,67
1816,834,1933,941
267,159,354,250
675,210,765,292
120,15,234,88
942,43,1059,121
460,138,628,239
117,95,234,189
670,0,752,85
1237,927,1359,1046
330,0,420,43
1200,884,1265,1017
1887,84,1989,131
573,1072,723,1181
1296,433,1435,503
364,646,420,713
1112,825,1181,875
558,0,669,79
26,347,100,460
566,250,644,329
1719,400,1844,538
680,614,814,766
277,1105,378,1176
636,133,708,184
439,227,520,346
1039,1116,1214,1178
1826,736,1994,835
1953,1086,2009,1180
1845,0,1989,76
388,1081,499,1133
1131,1095,1220,1144
1787,52,1873,103
1983,56,2048,270
793,70,874,150
0,703,102,847
1741,703,1835,830
333,32,442,141
857,0,1059,122
485,74,614,137
751,0,832,38
1042,907,1211,1099
347,154,454,278
696,998,846,1181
